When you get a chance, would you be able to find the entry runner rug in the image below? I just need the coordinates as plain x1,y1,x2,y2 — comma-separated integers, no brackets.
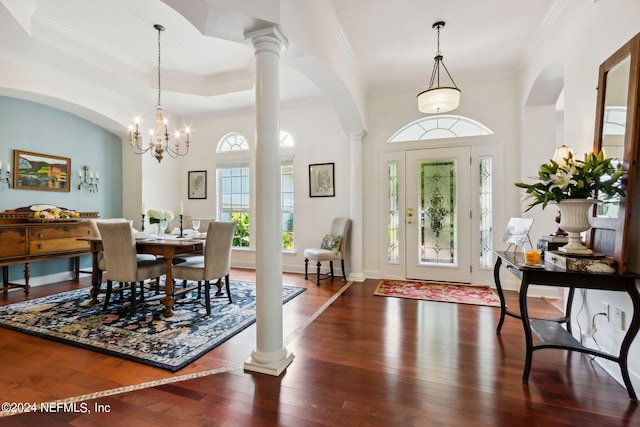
0,281,305,371
374,279,501,307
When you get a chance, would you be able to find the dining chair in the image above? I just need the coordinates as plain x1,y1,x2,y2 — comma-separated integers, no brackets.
97,221,167,315
304,217,351,285
171,221,236,315
89,219,158,297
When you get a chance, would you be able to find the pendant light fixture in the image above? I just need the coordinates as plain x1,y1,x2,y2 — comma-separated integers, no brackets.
417,21,461,114
129,24,190,163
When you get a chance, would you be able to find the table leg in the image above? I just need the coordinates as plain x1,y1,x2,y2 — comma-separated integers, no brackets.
74,256,80,280
620,282,640,401
2,266,8,295
519,277,533,384
160,257,175,317
494,257,507,333
23,263,30,295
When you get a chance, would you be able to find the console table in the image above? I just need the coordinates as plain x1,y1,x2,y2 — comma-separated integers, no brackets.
493,250,640,401
0,210,99,294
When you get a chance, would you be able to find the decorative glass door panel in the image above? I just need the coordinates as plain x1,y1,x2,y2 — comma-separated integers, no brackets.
406,147,471,283
419,160,457,266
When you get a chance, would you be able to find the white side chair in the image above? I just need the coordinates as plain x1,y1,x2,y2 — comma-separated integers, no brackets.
171,221,236,315
304,218,351,286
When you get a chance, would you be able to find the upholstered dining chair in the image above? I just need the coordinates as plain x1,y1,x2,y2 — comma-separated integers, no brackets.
171,221,236,315
97,221,167,315
304,217,351,286
89,219,158,297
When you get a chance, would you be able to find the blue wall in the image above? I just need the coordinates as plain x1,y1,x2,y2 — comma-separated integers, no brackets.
0,96,123,281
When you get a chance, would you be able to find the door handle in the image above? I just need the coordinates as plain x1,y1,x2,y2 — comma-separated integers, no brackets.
407,208,414,224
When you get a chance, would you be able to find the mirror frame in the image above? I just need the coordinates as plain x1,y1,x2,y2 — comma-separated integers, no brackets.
588,32,640,274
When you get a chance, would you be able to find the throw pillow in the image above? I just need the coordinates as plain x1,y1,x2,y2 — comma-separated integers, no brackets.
320,234,342,254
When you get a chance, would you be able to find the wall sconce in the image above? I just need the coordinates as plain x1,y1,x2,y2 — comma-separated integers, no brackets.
0,159,10,188
77,165,99,193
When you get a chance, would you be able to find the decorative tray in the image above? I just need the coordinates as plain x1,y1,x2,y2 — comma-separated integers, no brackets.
28,218,82,223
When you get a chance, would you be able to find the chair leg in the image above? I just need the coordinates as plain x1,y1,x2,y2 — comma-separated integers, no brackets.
225,274,232,304
129,281,140,316
102,280,113,312
341,259,347,281
329,261,334,278
316,262,321,286
304,258,309,279
204,280,211,315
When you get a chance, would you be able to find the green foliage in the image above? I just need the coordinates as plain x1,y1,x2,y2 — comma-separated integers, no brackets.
515,151,627,211
230,212,250,247
229,212,295,249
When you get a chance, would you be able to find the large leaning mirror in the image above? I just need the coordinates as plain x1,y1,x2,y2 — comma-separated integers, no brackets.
588,32,640,274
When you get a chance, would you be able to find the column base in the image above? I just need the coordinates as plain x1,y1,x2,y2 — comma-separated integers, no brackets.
244,350,294,376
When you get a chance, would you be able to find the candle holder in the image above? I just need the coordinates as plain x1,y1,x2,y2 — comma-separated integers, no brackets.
141,214,146,232
77,165,99,193
179,214,184,237
0,166,10,188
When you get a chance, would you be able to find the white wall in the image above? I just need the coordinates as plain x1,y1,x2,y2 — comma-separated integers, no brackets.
173,101,351,274
518,0,640,392
363,77,520,280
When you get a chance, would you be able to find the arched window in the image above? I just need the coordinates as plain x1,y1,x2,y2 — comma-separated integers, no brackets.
217,132,249,152
388,115,493,142
215,131,296,250
280,130,294,147
216,132,250,247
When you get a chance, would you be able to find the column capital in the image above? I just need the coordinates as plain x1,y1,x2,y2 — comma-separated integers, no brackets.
347,130,367,142
245,25,289,49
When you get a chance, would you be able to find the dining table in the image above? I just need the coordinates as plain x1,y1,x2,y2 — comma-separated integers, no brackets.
79,235,204,317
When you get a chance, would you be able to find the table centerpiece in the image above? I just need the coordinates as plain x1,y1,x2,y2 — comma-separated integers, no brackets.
147,208,174,236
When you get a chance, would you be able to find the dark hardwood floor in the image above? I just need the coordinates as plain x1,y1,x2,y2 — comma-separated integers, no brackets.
0,270,638,426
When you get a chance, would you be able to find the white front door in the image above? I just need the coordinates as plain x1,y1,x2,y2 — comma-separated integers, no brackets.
405,146,472,283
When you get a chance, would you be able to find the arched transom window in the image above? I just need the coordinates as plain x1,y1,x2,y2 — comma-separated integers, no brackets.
388,115,493,142
217,132,249,152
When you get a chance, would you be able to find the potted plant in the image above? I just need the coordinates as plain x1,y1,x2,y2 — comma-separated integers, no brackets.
515,151,626,253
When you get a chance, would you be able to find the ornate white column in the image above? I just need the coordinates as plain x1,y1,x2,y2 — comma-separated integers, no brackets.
348,131,366,281
243,26,293,376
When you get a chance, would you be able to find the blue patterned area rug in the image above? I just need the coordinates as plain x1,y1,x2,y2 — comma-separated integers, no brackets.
0,281,305,372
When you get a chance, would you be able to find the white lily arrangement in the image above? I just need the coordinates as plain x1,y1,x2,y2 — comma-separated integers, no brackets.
515,151,626,211
147,208,174,224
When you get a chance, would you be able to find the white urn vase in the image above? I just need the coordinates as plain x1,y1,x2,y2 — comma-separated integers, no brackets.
556,199,598,255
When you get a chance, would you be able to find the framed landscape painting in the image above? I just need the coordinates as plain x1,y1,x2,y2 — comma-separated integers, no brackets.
188,170,207,199
13,150,71,192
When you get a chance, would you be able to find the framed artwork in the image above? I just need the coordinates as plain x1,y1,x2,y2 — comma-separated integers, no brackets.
188,170,207,199
13,150,71,192
502,217,534,249
309,162,335,197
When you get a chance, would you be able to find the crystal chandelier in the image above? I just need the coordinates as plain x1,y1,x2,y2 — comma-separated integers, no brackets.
417,21,461,114
129,24,190,163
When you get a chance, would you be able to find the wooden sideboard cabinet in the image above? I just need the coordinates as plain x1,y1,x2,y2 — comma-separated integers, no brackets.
0,211,99,295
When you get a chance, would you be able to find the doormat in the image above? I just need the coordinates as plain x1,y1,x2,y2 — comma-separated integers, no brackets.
0,281,305,371
374,279,501,307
